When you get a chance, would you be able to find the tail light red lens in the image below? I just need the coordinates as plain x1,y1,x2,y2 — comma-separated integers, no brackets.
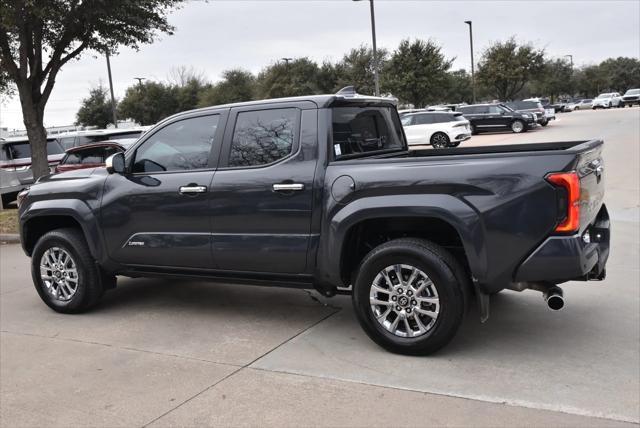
546,172,580,233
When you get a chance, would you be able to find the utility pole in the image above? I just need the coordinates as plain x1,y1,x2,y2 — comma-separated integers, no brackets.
464,20,476,104
105,52,118,128
354,0,380,96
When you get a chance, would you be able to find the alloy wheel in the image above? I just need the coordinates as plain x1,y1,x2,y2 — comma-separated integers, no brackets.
40,247,79,301
369,264,440,338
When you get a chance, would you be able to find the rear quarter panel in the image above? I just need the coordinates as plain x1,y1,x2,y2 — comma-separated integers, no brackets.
316,149,580,292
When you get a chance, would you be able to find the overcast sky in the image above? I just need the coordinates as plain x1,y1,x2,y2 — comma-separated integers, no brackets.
1,0,639,130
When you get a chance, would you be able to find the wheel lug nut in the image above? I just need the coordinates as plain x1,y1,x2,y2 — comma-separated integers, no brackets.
396,305,402,311
391,296,397,301
406,308,412,313
411,299,417,306
407,290,413,296
397,288,403,294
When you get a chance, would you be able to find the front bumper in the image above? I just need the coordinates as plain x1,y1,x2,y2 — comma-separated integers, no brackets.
622,97,639,104
592,101,611,108
514,204,610,283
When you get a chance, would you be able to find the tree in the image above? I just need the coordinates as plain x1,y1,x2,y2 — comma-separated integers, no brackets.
118,81,179,125
476,38,545,101
0,0,182,179
75,84,115,128
598,57,640,92
256,58,322,99
532,59,574,101
385,39,452,108
198,69,256,107
443,69,473,103
0,67,14,97
335,46,388,96
573,64,609,97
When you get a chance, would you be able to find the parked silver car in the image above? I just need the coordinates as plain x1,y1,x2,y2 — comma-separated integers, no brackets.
0,138,64,207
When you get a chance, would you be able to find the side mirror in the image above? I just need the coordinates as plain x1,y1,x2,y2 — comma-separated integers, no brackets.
105,152,126,174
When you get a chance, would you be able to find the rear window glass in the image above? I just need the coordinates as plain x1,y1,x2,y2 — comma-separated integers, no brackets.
62,146,121,165
332,106,404,159
1,140,64,160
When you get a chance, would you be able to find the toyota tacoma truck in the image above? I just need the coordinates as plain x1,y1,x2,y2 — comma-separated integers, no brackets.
17,87,610,355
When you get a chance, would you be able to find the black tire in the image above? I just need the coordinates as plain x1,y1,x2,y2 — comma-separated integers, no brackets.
541,118,549,127
511,120,525,133
430,132,450,149
448,141,461,148
31,228,104,313
352,238,469,355
470,124,478,135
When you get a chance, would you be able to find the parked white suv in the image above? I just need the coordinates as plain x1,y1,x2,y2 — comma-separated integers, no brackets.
401,111,471,148
592,92,622,109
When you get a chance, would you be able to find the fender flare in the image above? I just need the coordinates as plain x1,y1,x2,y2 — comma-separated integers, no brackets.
315,194,488,289
20,199,104,261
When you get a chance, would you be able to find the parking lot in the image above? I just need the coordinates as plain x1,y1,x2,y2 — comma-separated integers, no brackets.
1,108,638,427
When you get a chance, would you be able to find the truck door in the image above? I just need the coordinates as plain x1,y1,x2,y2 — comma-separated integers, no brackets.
100,111,227,269
209,103,318,274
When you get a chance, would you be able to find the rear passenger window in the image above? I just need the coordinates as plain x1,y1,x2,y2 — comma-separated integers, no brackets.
228,108,297,167
133,115,219,173
415,115,433,125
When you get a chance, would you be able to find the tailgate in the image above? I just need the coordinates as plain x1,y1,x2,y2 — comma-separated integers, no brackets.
575,141,605,231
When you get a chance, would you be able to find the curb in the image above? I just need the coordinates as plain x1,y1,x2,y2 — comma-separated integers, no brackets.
0,234,20,244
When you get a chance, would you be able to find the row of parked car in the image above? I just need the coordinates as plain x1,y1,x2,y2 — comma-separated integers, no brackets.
0,128,147,206
399,88,640,149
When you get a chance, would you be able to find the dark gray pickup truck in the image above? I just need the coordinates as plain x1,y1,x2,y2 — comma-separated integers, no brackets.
18,88,610,355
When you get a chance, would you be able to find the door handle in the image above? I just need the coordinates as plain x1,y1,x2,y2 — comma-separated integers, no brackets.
179,185,207,194
272,183,305,192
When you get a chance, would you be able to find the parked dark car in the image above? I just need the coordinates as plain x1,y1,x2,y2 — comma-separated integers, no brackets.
505,100,551,126
621,89,640,107
18,88,609,355
54,142,125,173
0,138,64,207
457,103,537,134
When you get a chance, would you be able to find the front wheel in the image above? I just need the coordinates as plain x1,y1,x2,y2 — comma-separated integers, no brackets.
430,132,450,149
511,120,525,133
31,228,105,313
352,238,468,355
541,118,549,127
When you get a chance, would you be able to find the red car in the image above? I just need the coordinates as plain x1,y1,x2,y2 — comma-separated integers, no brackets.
54,142,125,173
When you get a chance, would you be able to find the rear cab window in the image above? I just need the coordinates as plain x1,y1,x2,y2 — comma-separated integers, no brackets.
332,105,405,160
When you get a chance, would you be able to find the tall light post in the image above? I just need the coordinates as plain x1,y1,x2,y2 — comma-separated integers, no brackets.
564,54,574,67
105,52,118,128
280,57,293,65
464,20,476,103
353,0,380,96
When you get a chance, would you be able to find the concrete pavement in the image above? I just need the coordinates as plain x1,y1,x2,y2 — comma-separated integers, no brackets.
1,107,639,427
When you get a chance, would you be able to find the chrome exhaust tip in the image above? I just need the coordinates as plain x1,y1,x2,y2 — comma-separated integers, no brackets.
544,286,565,311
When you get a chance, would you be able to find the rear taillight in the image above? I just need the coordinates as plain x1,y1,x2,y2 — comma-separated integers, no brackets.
546,172,580,233
0,166,16,172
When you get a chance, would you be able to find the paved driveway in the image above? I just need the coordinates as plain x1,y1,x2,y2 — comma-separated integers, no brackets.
1,108,638,427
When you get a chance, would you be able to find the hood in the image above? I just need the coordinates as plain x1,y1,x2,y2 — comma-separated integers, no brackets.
37,167,107,184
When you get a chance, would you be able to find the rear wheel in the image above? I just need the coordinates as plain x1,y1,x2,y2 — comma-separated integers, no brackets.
31,228,105,313
430,132,450,149
511,120,525,133
352,238,468,355
540,118,549,127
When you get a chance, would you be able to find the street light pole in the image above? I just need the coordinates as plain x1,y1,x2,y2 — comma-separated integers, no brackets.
105,52,118,128
280,57,293,65
564,54,574,67
354,0,380,96
464,20,476,104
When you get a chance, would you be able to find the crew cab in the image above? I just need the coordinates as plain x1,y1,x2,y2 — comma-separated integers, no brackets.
621,88,640,107
17,88,610,355
457,103,536,134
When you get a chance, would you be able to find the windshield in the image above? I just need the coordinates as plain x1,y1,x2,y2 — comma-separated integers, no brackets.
625,89,640,95
400,116,412,126
332,106,405,159
597,94,612,98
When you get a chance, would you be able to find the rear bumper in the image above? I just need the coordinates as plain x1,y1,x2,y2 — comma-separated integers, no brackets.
514,204,610,283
